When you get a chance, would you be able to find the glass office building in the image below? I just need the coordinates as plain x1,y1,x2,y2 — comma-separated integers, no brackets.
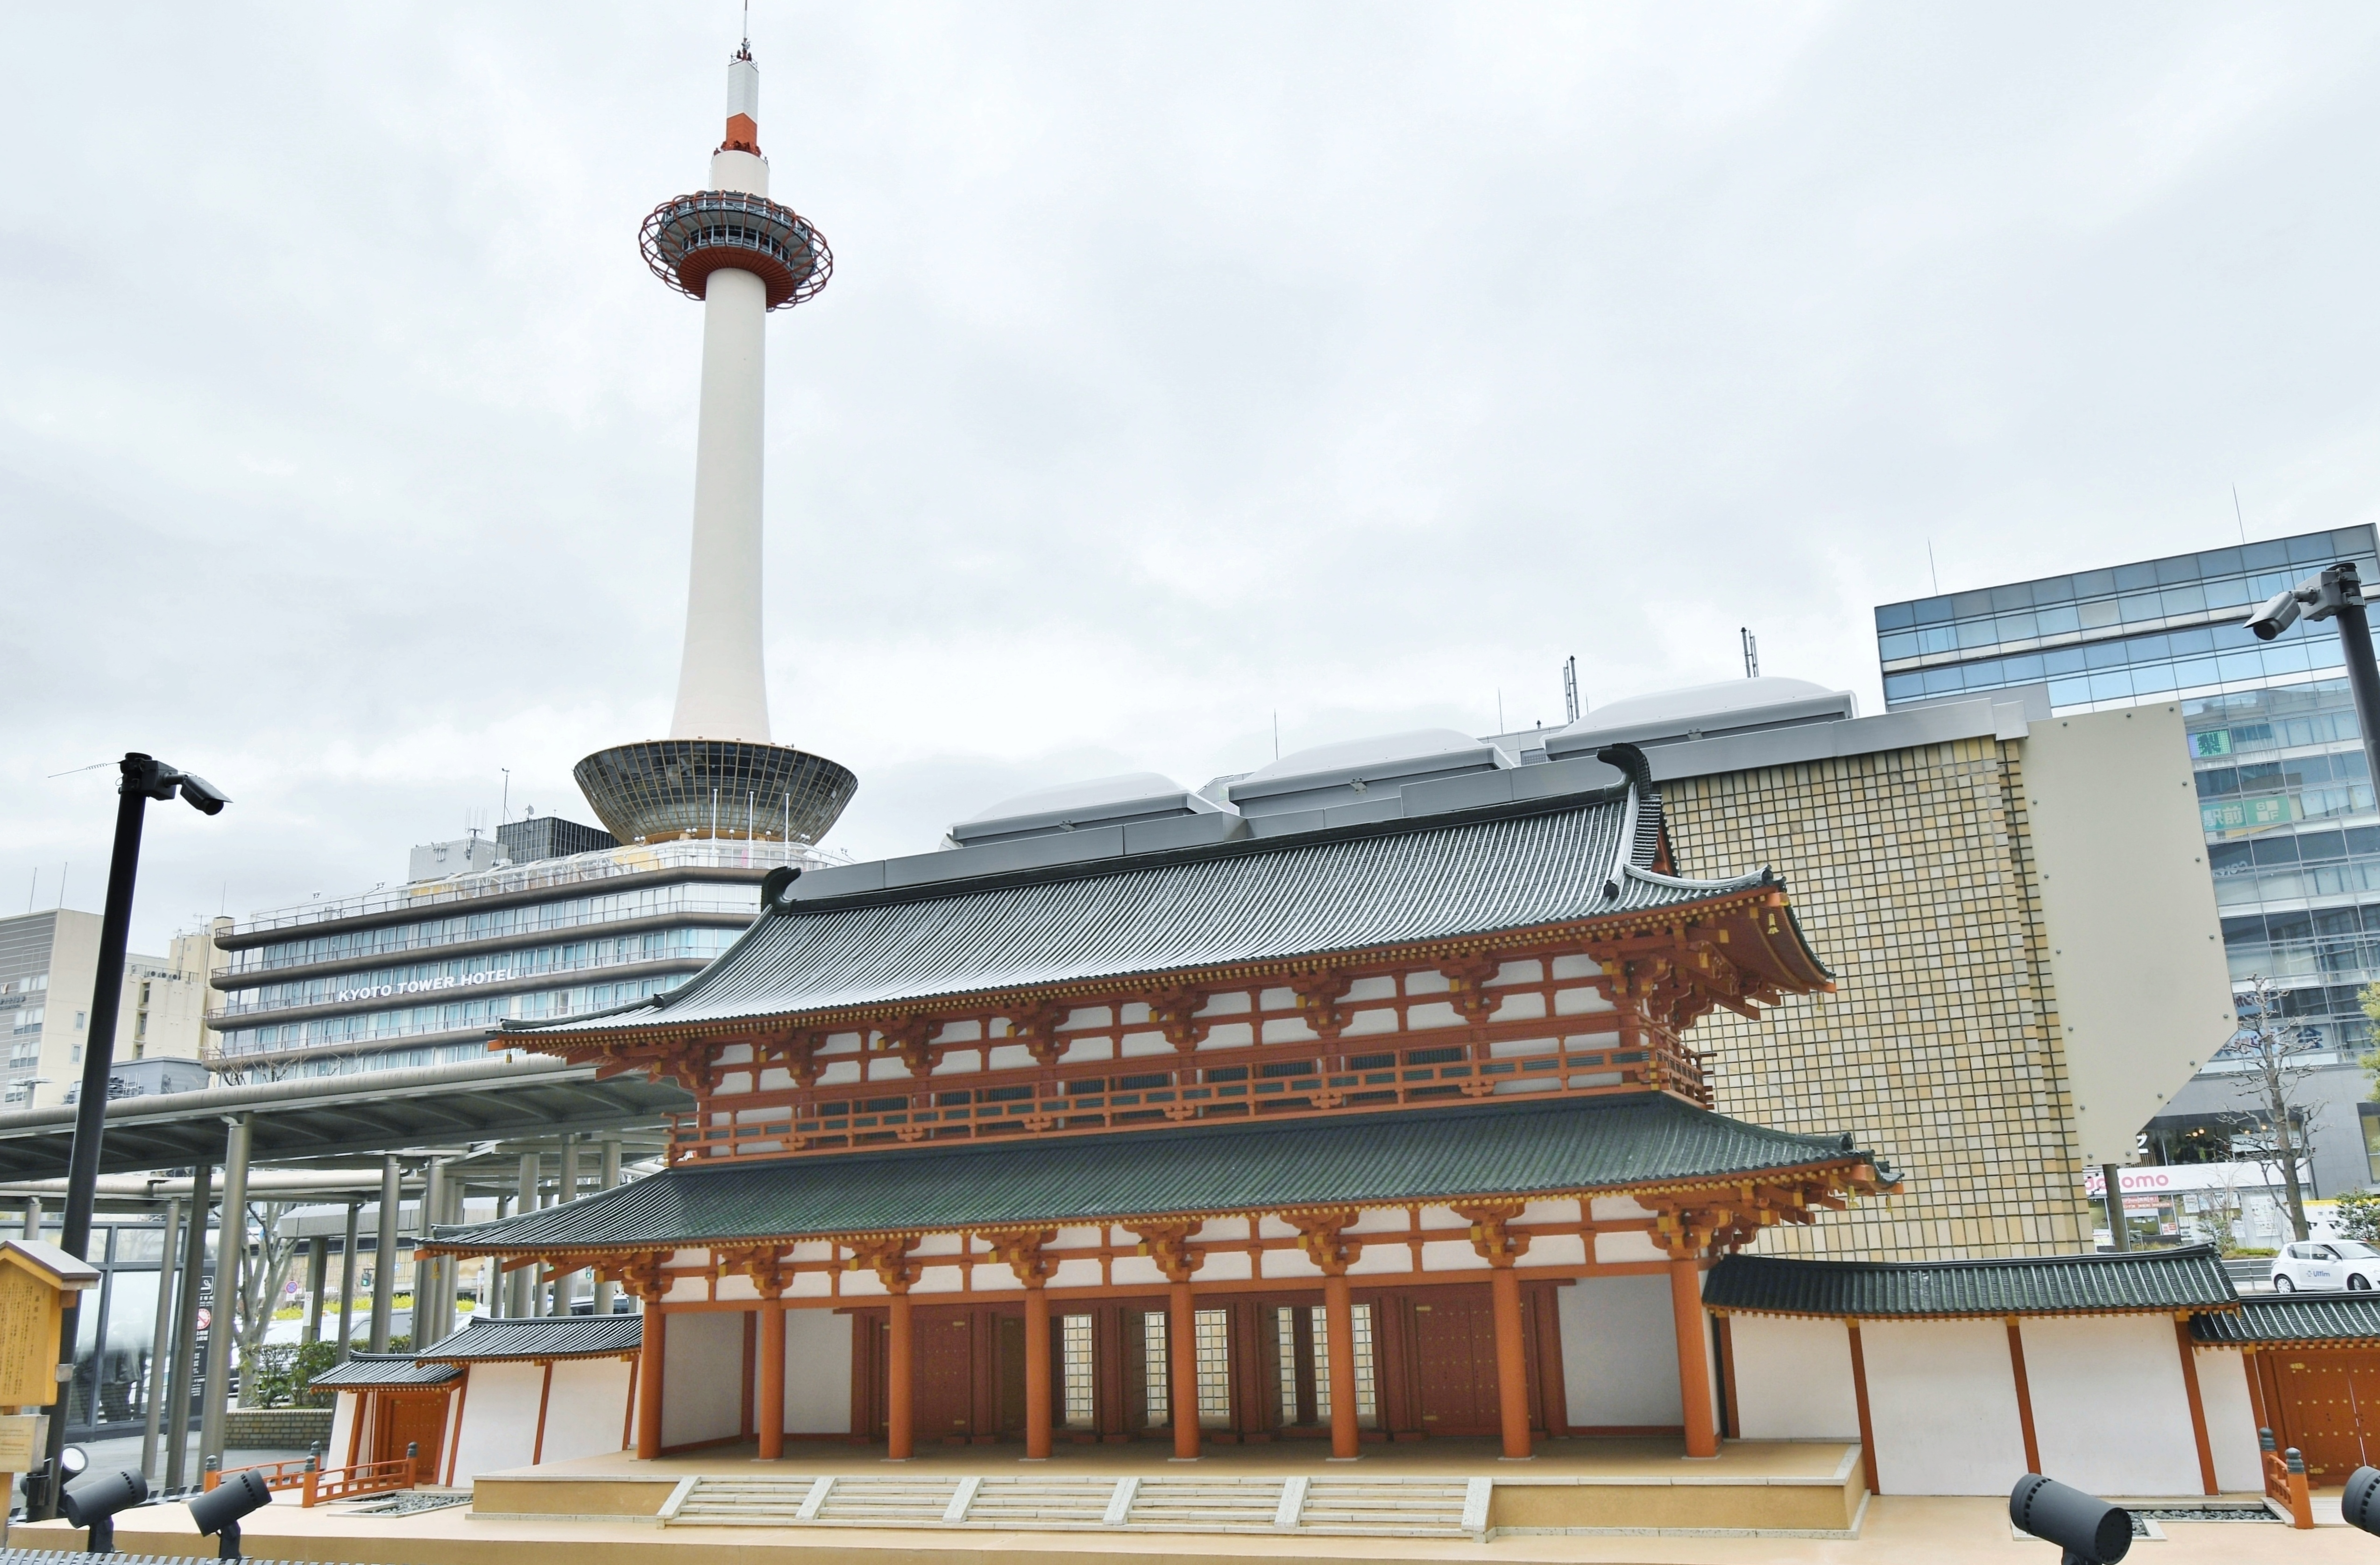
209,832,837,1079
1876,524,2380,1061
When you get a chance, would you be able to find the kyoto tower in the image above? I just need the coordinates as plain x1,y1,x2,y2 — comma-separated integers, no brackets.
575,39,858,846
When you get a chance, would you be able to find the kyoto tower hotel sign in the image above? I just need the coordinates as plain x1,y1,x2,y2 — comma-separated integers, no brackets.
574,42,857,847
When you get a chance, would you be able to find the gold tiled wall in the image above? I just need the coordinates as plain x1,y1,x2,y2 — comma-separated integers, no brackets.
1665,738,2094,1259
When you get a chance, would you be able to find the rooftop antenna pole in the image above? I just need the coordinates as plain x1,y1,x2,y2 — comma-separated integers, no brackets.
500,768,511,827
1562,656,1581,724
2234,484,2249,546
1740,628,1759,680
1927,540,1940,596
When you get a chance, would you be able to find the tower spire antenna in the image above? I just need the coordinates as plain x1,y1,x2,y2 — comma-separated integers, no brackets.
738,0,752,59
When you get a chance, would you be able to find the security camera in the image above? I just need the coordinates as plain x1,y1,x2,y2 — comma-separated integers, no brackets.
173,771,231,816
2010,1474,2131,1564
60,1466,147,1553
2246,588,2303,642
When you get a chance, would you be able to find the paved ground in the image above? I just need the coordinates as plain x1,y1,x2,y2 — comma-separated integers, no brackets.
7,1493,2366,1564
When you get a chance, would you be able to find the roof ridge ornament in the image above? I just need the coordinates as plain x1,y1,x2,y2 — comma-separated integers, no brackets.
1594,744,1668,871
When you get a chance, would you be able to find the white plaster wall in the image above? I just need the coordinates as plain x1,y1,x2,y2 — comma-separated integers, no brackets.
1863,1320,2027,1496
663,1310,746,1449
2026,1317,2201,1496
784,1309,853,1434
449,1361,542,1483
1729,1316,1858,1440
1559,1275,1682,1429
2197,1349,2262,1494
328,1391,359,1464
541,1358,635,1466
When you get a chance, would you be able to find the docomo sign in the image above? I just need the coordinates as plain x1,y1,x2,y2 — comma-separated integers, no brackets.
335,970,514,1005
2084,1162,2312,1198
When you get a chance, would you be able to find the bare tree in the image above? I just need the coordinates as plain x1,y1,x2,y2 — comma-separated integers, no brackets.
2229,975,2323,1243
232,1200,302,1405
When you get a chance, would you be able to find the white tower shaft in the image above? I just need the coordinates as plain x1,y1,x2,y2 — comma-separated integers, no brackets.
668,105,775,742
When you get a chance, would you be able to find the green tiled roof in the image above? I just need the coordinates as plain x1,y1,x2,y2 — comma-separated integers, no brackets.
428,1093,1887,1254
2192,1293,2380,1345
1706,1245,2237,1318
310,1355,460,1389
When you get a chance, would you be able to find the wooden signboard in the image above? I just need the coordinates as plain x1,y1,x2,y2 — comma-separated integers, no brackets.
0,1239,99,1409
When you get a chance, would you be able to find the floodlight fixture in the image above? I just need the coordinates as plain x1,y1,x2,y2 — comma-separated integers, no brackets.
187,1467,270,1559
2345,1465,2380,1535
59,1466,146,1553
2009,1474,2132,1565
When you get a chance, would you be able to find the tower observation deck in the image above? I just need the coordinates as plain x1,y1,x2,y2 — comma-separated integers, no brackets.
576,42,857,848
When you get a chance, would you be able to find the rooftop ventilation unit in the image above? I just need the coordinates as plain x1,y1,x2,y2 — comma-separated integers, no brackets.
949,772,1228,848
1226,729,1514,820
1544,677,1856,759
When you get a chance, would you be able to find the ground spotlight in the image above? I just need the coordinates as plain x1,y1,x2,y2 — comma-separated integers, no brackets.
59,1467,146,1553
187,1468,270,1560
2009,1473,2132,1565
2346,1465,2380,1535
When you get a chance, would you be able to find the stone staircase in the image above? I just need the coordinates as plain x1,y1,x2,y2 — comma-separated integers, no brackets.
659,1471,1488,1539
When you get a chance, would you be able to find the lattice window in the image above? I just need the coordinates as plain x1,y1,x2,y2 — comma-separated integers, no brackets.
1141,1310,1169,1427
1060,1313,1096,1428
1194,1308,1232,1428
1274,1307,1299,1424
1308,1303,1378,1427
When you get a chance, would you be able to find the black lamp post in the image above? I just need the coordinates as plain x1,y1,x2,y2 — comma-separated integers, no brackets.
28,753,227,1520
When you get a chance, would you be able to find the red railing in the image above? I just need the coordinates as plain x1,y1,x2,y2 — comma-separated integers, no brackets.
208,1454,417,1508
2260,1429,2314,1529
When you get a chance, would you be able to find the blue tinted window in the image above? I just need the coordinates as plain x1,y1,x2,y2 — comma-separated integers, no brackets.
2125,633,2173,665
1990,583,2034,611
2243,541,2290,570
2118,592,2163,622
2085,639,2132,670
1876,603,1915,631
1884,672,1924,701
2219,651,2267,682
1995,612,2038,641
2168,626,2216,656
1920,625,1958,655
2035,605,2080,636
2174,658,2221,689
2115,562,2160,591
2032,576,2077,604
2133,663,2179,695
2198,769,2238,797
2289,533,2338,564
1952,589,1994,617
2088,671,2136,701
2044,647,2088,676
2265,643,2314,677
2002,654,2045,681
1959,618,2002,650
1880,632,1920,660
2335,528,2376,556
1923,666,1966,695
2048,677,2091,707
2155,554,2205,586
2073,568,2118,596
1913,597,1954,625
2250,836,2300,866
2301,830,2348,861
2199,548,2245,577
2160,585,2207,616
2205,577,2253,609
2311,637,2346,669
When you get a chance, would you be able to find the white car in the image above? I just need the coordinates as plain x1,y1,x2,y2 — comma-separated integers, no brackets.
2272,1239,2380,1292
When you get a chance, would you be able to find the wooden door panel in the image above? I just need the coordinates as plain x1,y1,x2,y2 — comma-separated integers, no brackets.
2277,1353,2366,1481
1412,1287,1498,1436
914,1305,978,1441
375,1391,449,1482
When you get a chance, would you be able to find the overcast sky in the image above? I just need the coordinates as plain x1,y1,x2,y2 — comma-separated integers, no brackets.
6,3,2379,953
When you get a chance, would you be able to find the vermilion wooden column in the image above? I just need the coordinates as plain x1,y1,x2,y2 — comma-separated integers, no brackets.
1489,1267,1532,1459
1024,1284,1053,1459
888,1292,916,1460
637,1303,667,1459
1669,1258,1717,1458
1323,1274,1360,1460
758,1296,786,1460
1169,1281,1200,1459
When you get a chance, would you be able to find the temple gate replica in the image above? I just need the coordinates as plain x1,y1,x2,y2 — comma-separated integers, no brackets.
427,740,1899,1472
